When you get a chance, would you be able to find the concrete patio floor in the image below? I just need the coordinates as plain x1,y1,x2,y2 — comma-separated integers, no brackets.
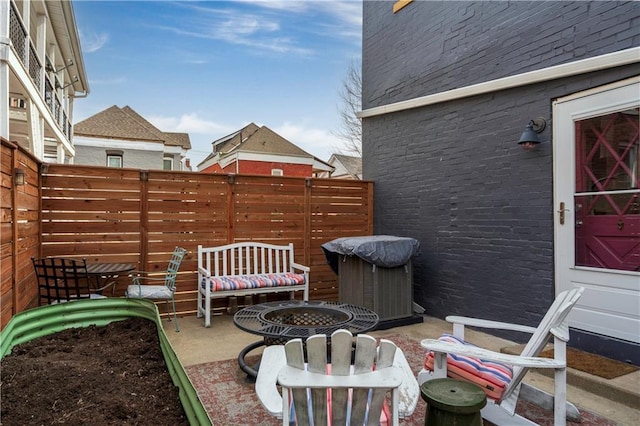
164,313,640,425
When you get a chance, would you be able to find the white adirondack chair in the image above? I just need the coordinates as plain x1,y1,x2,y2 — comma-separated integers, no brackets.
418,287,585,426
256,329,420,425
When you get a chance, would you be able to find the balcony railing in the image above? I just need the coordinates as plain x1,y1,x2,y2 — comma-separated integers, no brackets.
9,1,73,141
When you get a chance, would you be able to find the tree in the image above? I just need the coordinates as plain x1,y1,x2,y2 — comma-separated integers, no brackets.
334,60,362,156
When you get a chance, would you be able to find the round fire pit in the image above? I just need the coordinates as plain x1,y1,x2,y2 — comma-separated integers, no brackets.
233,300,379,378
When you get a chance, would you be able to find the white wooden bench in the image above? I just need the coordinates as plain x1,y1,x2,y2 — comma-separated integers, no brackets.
197,242,310,327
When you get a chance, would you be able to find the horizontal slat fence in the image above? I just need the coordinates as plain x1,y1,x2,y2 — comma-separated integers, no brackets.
39,164,374,317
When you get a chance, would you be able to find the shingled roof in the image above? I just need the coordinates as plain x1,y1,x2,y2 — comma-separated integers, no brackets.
334,154,362,175
74,105,191,149
213,123,312,157
212,122,261,154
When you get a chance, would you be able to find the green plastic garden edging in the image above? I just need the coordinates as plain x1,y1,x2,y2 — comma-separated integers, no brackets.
0,298,212,426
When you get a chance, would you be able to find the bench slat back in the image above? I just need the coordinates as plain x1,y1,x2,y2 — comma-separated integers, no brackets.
203,242,295,277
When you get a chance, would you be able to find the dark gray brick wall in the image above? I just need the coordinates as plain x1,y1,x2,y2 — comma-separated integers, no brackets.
362,0,640,346
363,1,640,109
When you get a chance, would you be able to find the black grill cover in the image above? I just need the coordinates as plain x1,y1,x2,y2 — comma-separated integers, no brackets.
322,235,420,274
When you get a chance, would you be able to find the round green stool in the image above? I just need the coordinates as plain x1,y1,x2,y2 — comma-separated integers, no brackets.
420,378,487,426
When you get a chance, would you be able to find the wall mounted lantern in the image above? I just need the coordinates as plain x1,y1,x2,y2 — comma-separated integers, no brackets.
14,168,26,186
518,117,547,150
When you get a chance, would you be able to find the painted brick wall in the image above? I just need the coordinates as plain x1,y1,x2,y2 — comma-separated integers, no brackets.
362,1,640,342
363,1,640,109
237,160,312,177
199,160,312,177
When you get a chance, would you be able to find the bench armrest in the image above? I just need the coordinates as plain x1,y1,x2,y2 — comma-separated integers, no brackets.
291,262,310,273
198,266,211,277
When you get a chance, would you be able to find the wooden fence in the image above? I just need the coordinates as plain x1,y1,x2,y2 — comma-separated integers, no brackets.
1,142,373,329
1,138,41,329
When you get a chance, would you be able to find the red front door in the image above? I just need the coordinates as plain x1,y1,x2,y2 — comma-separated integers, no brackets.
574,109,640,271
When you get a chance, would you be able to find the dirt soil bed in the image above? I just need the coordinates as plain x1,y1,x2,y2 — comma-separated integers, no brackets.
1,317,189,425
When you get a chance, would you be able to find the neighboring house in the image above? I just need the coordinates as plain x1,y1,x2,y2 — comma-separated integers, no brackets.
73,105,191,171
326,154,362,180
198,123,333,177
1,0,89,162
361,1,639,363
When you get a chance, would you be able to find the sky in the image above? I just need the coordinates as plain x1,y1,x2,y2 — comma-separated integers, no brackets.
72,0,363,169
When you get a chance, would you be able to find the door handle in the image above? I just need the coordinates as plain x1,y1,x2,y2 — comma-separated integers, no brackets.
558,202,570,225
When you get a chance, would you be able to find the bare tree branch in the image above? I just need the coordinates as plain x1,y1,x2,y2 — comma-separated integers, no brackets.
333,60,362,156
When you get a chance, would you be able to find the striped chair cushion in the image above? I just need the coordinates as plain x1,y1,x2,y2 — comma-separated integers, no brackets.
201,273,305,292
424,334,513,400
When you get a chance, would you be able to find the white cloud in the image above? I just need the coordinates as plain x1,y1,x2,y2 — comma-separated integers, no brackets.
147,113,233,136
152,1,364,57
147,113,238,168
236,0,310,13
80,31,109,53
318,1,363,27
274,121,341,161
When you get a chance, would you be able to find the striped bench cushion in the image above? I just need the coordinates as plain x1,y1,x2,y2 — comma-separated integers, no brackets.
201,273,305,292
424,334,513,400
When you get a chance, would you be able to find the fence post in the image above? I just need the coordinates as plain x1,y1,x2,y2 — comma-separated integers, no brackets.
10,143,19,315
304,178,312,268
367,182,374,234
139,170,149,270
227,174,236,243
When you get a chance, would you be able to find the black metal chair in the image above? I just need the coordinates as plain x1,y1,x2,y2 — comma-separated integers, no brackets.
32,257,106,305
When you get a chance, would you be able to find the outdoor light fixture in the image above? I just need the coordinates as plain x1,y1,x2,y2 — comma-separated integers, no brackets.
14,168,26,186
518,117,547,150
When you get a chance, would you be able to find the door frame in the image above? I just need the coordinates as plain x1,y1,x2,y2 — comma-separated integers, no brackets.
553,76,640,343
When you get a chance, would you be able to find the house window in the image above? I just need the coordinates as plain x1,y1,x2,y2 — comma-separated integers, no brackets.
9,96,26,109
271,169,283,176
106,150,124,168
107,155,123,168
163,157,173,170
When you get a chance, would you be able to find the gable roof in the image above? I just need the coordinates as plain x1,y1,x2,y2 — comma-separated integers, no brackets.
74,105,191,149
330,154,362,179
164,132,192,149
212,122,261,154
212,123,313,158
238,126,312,157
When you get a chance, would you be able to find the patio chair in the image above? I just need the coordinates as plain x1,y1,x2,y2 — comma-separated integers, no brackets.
125,247,187,332
256,329,420,426
32,257,106,305
418,286,585,426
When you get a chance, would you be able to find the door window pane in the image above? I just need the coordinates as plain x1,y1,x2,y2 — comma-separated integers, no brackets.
574,108,640,271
